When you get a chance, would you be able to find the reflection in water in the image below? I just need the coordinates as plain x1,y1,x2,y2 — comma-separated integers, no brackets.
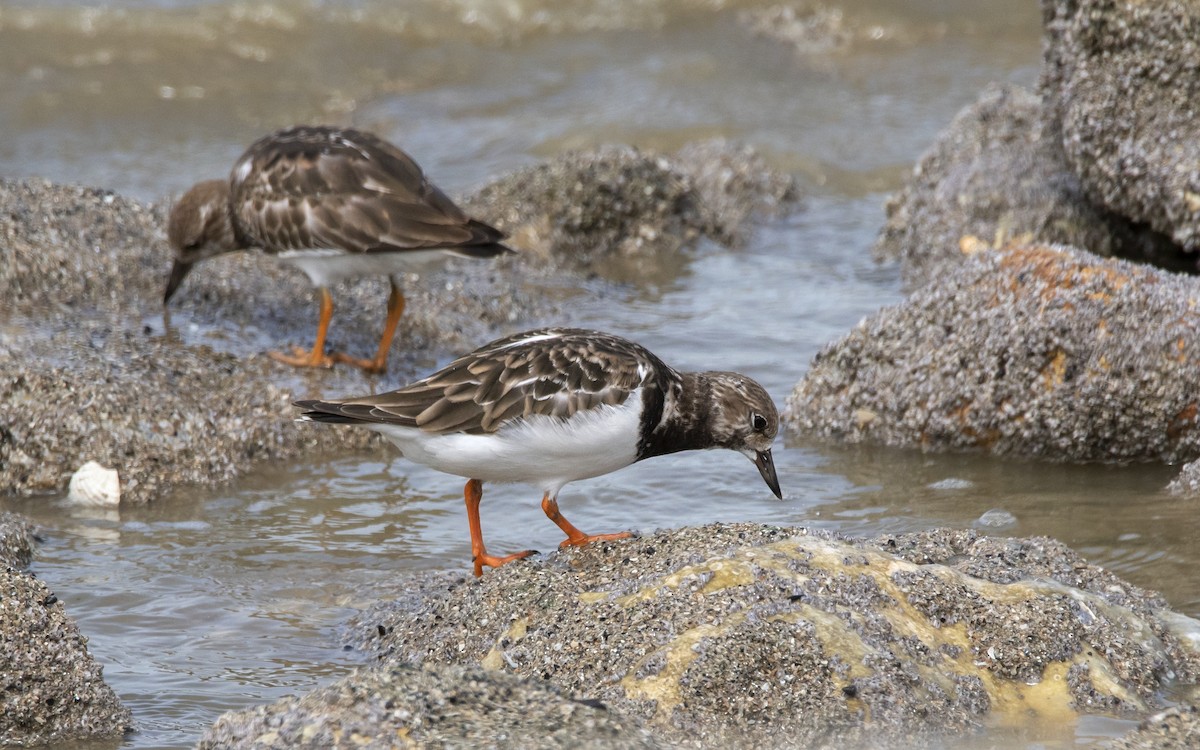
65,506,123,542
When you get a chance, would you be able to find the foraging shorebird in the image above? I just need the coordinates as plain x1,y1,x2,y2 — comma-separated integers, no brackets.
296,327,782,576
164,125,512,374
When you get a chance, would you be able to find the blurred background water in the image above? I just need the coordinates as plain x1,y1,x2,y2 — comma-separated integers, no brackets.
3,1,1195,748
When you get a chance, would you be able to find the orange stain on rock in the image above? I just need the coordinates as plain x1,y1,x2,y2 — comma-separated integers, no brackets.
995,245,1152,307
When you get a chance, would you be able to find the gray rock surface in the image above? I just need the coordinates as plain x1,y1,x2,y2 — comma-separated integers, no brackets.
672,140,798,246
0,509,131,745
789,243,1200,462
1041,0,1200,251
873,83,1186,287
1,568,132,745
337,523,1200,748
0,512,35,569
1,143,787,503
463,141,796,278
197,663,661,749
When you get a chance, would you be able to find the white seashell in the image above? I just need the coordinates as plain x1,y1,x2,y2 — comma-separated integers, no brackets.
67,461,121,507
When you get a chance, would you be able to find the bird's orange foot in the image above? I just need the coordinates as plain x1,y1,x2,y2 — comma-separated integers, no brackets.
268,346,336,369
472,548,536,578
330,351,388,375
558,531,634,550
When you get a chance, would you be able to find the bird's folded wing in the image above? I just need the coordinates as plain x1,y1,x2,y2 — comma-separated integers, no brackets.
319,331,654,435
233,127,507,254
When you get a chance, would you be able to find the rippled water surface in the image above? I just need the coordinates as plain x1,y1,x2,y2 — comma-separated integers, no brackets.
4,1,1196,748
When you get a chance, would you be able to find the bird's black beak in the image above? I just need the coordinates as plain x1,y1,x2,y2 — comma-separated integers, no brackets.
754,449,782,499
163,259,193,305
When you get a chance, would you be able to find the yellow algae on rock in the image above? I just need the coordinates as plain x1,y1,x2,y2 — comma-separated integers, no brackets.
481,616,530,671
565,532,1181,730
348,524,1200,748
621,614,750,722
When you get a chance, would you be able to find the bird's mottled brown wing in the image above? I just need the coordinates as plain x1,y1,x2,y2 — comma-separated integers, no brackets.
298,328,675,435
230,125,508,256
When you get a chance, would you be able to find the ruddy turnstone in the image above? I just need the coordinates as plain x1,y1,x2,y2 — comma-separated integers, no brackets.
296,327,782,576
164,125,512,374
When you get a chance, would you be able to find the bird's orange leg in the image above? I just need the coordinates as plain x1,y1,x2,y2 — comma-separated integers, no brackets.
269,287,337,368
464,479,535,577
332,278,405,375
541,494,633,549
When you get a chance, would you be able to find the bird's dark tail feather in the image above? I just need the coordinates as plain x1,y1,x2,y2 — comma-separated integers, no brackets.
297,411,361,424
294,400,363,424
451,240,514,259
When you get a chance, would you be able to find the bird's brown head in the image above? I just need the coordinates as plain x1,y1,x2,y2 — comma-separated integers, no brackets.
705,372,782,499
164,179,240,304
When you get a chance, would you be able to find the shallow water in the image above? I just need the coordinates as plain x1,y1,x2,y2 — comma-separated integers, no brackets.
3,1,1196,748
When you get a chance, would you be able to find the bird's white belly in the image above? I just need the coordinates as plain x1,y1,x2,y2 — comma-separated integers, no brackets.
370,393,643,496
276,248,450,287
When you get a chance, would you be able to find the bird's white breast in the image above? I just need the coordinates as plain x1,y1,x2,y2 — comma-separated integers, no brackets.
370,389,644,497
276,248,450,286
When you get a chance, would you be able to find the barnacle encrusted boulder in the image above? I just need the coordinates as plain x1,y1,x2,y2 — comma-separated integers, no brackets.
0,515,132,745
789,243,1200,462
198,663,660,749
463,141,796,270
873,84,1185,287
1041,0,1200,251
0,512,34,569
672,139,798,246
342,523,1200,748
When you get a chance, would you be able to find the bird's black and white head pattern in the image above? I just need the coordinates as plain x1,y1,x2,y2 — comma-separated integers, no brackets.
698,371,779,457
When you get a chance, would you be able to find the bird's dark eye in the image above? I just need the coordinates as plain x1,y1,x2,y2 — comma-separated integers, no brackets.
751,413,768,431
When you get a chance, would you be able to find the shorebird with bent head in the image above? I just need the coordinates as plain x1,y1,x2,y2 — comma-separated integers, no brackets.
164,125,512,374
296,327,782,577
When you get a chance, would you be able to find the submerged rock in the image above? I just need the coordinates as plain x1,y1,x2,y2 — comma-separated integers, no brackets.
1041,0,1200,251
334,523,1200,748
0,524,132,745
789,243,1200,462
739,3,856,55
198,663,661,750
873,83,1186,287
1110,706,1200,750
738,2,907,56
